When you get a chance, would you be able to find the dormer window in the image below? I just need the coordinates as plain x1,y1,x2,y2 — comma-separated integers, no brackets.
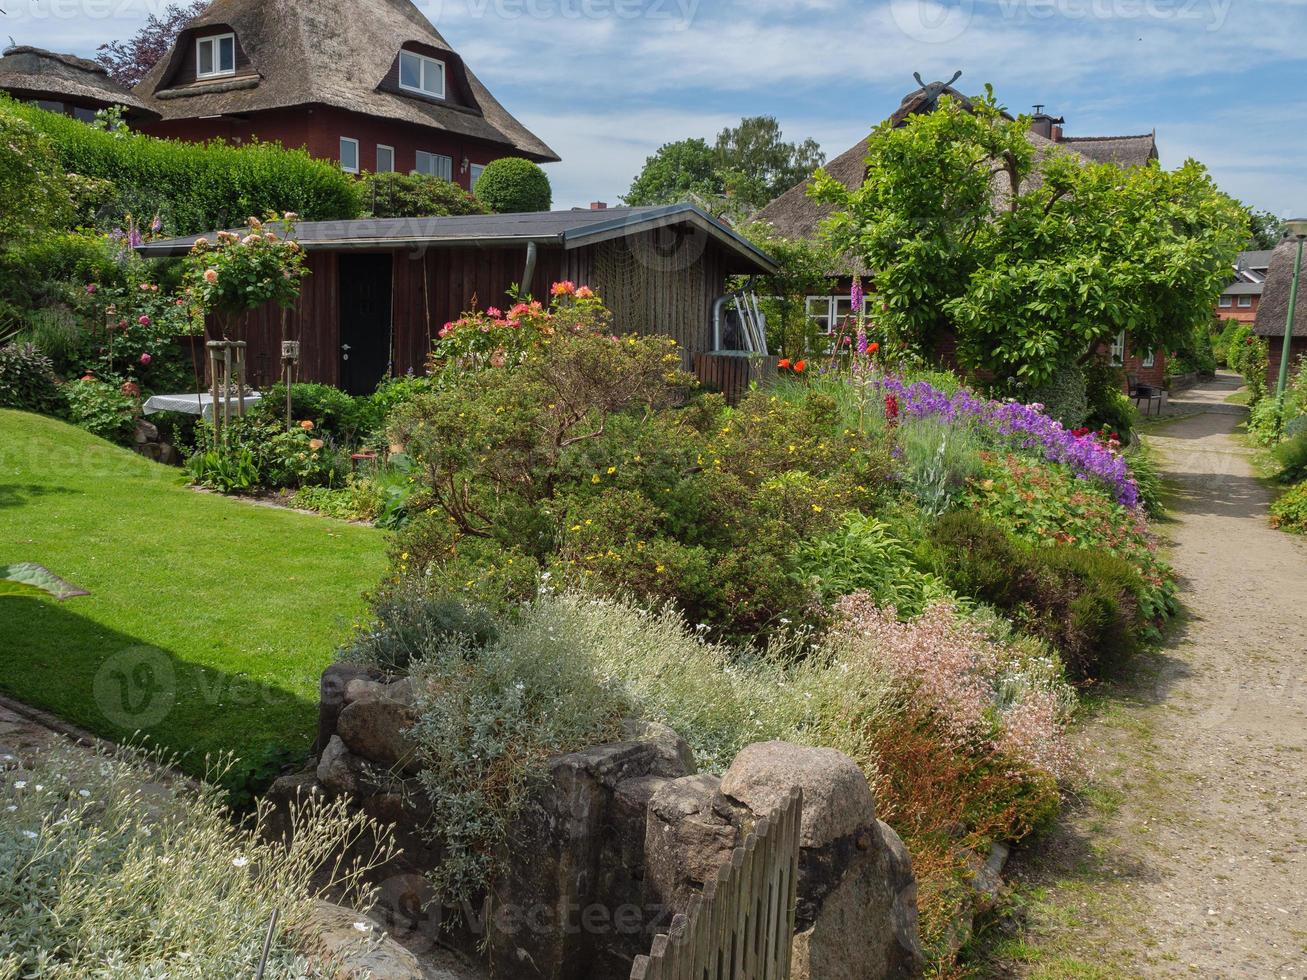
399,50,445,99
197,33,236,79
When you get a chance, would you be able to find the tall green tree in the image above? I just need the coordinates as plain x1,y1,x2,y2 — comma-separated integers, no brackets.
812,88,1247,386
1246,208,1285,250
624,117,825,216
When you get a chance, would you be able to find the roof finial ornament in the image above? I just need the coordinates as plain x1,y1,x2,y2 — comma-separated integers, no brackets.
912,70,963,111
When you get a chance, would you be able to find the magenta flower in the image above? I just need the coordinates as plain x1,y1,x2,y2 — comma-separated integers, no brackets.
85,283,97,295
139,353,152,365
138,315,151,326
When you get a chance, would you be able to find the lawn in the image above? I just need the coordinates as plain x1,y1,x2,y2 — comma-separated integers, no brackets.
0,409,387,793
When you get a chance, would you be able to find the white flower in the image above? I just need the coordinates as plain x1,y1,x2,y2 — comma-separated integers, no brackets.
78,789,91,798
232,856,250,868
352,921,371,933
34,785,44,791
22,830,37,839
13,780,25,789
5,805,16,812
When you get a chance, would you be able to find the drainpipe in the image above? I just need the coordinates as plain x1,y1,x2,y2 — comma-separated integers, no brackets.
521,240,538,295
712,295,730,351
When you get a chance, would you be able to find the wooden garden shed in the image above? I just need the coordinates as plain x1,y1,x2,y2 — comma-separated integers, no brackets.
137,205,777,394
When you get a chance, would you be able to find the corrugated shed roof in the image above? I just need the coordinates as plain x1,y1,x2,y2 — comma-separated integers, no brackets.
132,0,557,161
135,204,778,272
0,45,160,119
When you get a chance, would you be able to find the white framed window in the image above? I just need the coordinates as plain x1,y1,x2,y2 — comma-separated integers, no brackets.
804,294,877,352
469,163,485,188
376,145,395,173
1238,295,1253,308
1142,350,1155,369
398,50,446,98
1110,330,1126,368
1218,295,1233,308
414,151,453,180
339,137,360,174
196,33,236,79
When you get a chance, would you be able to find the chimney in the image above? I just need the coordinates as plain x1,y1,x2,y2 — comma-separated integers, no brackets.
1051,124,1063,142
589,201,608,210
1028,106,1065,140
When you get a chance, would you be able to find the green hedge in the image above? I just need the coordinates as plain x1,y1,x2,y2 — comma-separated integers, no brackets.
4,97,360,235
475,157,552,213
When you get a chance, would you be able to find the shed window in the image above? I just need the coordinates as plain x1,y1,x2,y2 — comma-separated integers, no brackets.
376,145,395,173
415,151,453,181
1110,330,1126,368
1238,295,1253,308
399,50,446,98
1218,295,1233,308
339,137,360,174
196,34,236,79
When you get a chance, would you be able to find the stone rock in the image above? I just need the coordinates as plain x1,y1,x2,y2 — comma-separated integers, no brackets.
318,662,384,751
621,719,696,776
720,740,875,847
345,678,387,704
133,418,158,444
261,770,326,844
157,441,179,466
337,692,421,773
644,773,739,912
298,899,427,980
316,735,371,796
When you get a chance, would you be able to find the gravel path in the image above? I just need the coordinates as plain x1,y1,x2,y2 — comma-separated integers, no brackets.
994,374,1307,978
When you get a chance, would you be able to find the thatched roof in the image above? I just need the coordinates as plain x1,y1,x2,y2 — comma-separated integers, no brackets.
1056,133,1157,167
133,0,557,161
0,45,160,120
1253,237,1307,337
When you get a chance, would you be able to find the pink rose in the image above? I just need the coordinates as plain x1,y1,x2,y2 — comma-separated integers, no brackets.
85,283,97,295
139,353,152,365
138,315,151,326
486,307,502,318
203,269,219,284
118,318,129,329
576,286,594,299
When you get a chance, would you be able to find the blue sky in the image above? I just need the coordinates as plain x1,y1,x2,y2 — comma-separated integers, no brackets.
6,0,1305,216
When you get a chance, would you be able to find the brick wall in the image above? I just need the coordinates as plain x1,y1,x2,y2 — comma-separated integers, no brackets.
1214,294,1259,324
1266,336,1307,392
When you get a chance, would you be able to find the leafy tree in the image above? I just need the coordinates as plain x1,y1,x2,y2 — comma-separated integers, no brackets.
1247,208,1285,250
736,220,837,357
475,157,552,213
96,0,207,88
813,88,1247,386
624,116,825,216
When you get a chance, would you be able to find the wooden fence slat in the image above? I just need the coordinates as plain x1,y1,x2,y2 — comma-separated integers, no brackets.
631,790,801,980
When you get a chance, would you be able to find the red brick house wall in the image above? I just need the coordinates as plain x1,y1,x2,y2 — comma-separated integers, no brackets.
140,105,504,192
1266,336,1307,392
1214,294,1260,324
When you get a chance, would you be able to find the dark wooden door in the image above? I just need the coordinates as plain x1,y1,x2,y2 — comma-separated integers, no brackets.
339,253,393,395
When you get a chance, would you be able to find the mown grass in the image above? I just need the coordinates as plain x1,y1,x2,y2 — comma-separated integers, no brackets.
0,410,386,792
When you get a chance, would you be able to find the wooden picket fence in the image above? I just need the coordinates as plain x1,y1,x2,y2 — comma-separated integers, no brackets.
630,787,802,980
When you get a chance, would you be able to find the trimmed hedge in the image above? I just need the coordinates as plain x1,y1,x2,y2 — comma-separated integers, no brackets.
475,157,552,213
359,172,486,219
5,97,360,235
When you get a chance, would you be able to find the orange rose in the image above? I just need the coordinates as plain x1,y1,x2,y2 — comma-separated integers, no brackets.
300,420,314,430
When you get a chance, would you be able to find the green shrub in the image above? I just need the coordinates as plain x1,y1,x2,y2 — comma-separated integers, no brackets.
358,172,487,218
0,99,70,245
368,374,438,424
1248,395,1286,446
1028,362,1089,429
1083,359,1137,443
1230,331,1269,405
1214,318,1244,367
186,416,346,492
790,512,950,617
894,415,986,516
926,509,1147,679
1274,430,1307,484
1270,481,1307,533
6,96,359,235
255,382,379,445
342,589,498,674
1,743,390,978
0,342,62,415
61,377,136,442
474,157,552,213
1124,440,1165,517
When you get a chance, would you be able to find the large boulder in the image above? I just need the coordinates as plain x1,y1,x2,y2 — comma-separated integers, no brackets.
720,741,924,980
643,773,738,912
336,682,421,774
318,662,385,751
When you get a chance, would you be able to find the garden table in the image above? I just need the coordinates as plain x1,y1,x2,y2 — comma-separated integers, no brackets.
142,392,263,421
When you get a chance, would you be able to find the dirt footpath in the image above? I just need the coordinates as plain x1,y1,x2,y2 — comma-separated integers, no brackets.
989,374,1307,978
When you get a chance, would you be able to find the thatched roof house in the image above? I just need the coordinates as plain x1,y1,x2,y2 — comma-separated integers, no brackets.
1253,238,1307,339
0,45,160,122
132,0,555,185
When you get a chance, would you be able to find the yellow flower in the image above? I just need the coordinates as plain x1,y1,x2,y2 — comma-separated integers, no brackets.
401,552,409,560
592,474,601,484
812,504,823,513
656,564,666,573
607,466,617,474
570,524,582,532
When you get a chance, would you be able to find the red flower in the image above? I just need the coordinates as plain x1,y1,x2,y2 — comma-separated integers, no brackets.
885,393,900,422
778,358,792,370
793,360,807,373
867,342,880,354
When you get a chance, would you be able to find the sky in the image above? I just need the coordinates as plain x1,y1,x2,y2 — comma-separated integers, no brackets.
5,0,1306,215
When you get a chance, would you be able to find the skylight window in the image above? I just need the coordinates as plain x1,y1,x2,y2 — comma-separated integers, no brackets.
196,33,236,79
399,50,445,99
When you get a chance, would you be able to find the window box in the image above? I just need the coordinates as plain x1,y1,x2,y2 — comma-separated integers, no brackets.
197,34,236,79
399,50,445,99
